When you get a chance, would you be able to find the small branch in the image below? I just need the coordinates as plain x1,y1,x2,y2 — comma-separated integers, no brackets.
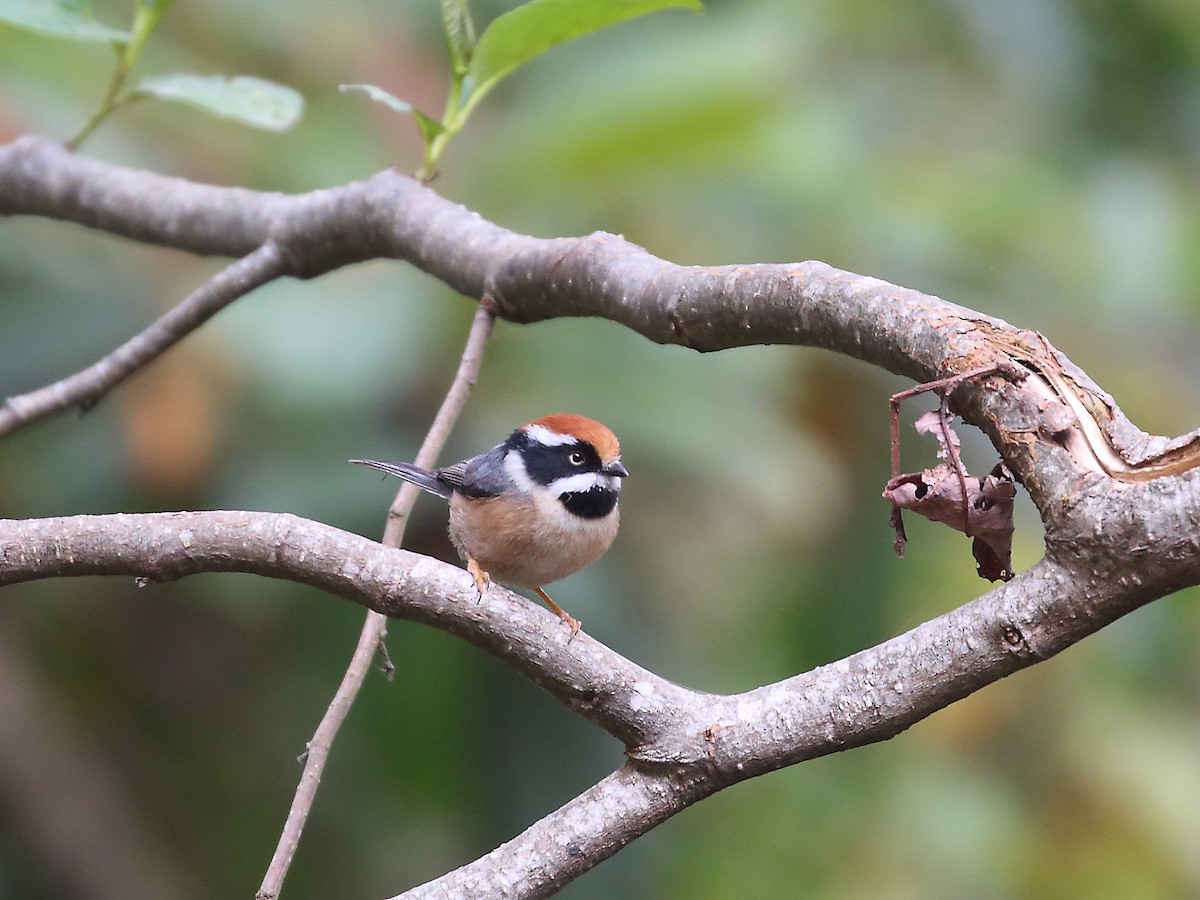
383,299,497,546
0,242,287,439
254,616,386,900
257,301,496,900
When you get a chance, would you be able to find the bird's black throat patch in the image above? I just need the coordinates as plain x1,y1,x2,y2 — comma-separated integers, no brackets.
559,487,618,519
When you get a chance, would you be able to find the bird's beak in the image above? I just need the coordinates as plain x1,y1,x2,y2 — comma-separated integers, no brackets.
605,460,629,478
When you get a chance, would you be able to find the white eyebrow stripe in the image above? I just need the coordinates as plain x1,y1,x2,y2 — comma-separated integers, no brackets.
548,472,620,495
524,424,576,447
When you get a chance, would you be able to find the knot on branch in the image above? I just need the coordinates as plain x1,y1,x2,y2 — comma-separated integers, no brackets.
998,621,1035,658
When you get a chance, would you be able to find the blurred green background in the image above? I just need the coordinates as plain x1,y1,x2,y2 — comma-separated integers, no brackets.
3,1,1200,897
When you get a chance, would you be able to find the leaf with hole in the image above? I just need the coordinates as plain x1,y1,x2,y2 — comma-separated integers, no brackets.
884,410,1017,586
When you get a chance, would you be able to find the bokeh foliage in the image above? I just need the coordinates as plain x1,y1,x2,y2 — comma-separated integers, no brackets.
2,1,1200,897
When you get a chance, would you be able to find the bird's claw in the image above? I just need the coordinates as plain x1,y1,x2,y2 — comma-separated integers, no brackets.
466,556,490,602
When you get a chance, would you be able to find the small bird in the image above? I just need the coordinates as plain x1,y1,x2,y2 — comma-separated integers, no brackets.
351,413,628,633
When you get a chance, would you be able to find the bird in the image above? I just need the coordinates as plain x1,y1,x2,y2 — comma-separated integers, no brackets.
351,413,628,633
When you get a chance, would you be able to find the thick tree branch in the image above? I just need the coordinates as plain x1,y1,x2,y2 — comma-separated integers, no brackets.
4,136,1199,493
2,492,1199,895
0,513,700,748
393,764,707,900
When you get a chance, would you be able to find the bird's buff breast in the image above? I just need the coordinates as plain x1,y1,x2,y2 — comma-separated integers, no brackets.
447,492,619,588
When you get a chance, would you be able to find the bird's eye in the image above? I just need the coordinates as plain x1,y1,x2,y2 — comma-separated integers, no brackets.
567,451,586,466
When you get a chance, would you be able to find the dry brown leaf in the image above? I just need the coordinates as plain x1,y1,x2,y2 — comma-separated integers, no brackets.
884,455,1016,583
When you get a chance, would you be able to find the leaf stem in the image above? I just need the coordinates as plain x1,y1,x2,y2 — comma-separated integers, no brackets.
418,71,466,181
66,0,173,149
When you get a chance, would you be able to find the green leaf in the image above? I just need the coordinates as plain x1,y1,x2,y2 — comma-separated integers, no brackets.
411,108,447,145
120,0,172,70
441,0,476,72
0,0,130,43
340,83,445,146
131,74,304,131
468,0,700,103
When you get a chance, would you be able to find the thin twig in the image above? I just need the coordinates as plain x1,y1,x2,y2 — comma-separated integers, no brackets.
0,242,288,440
256,299,496,900
887,367,1001,480
887,365,1005,551
937,390,973,535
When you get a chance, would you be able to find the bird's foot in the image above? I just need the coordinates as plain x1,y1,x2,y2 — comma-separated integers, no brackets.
466,556,490,602
535,587,581,637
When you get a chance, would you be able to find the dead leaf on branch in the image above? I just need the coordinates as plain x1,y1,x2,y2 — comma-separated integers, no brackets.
914,409,958,460
886,391,1017,583
883,461,1016,582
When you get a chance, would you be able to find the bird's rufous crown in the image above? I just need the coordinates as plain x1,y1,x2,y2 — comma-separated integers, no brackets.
525,413,620,463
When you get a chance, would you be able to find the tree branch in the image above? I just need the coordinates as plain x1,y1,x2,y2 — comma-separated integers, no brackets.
0,242,287,438
4,136,1198,489
2,495,1199,894
5,136,1200,896
0,513,701,748
393,764,707,900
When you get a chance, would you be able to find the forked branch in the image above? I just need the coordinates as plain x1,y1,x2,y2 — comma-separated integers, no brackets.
2,495,1199,896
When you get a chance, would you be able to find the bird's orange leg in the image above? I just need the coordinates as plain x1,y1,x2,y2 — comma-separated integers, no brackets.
467,557,580,635
534,587,581,636
466,555,490,599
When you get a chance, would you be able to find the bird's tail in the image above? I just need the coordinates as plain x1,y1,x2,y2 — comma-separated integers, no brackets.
349,459,453,499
